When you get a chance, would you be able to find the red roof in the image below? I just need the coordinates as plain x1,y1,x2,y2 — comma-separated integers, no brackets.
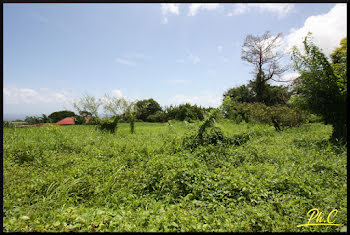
56,117,75,125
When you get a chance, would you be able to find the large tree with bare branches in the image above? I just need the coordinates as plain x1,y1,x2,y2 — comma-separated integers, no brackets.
241,31,288,103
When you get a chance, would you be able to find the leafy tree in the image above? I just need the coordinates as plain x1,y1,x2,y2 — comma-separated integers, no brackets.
40,114,50,123
73,93,102,118
258,84,292,106
165,103,206,122
147,111,168,122
124,100,137,134
241,31,288,104
102,94,128,118
136,98,162,122
102,94,138,133
291,33,347,142
48,110,76,123
223,85,255,103
223,83,291,107
74,115,86,125
24,116,41,125
330,37,347,95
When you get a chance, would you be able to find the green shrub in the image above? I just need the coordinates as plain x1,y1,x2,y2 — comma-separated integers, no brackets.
147,111,168,122
74,116,86,125
222,97,307,130
86,116,100,125
3,121,15,128
98,116,120,133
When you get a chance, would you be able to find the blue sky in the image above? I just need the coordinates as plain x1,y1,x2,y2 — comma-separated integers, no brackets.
3,3,347,120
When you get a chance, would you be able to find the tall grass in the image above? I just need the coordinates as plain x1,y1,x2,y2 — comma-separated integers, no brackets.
3,121,347,232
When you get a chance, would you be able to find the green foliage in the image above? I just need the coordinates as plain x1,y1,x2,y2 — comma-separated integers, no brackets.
98,116,120,133
3,122,347,232
74,116,86,125
24,116,42,125
291,33,347,142
136,98,162,122
330,37,347,93
221,97,307,130
223,85,255,103
48,110,76,123
166,103,208,122
147,111,168,123
3,121,15,128
223,83,292,107
183,109,235,149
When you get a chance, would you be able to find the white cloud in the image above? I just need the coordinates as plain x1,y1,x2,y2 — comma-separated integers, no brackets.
115,58,136,66
217,45,223,53
228,3,294,17
188,53,200,64
3,87,72,105
161,3,179,24
161,3,179,15
228,3,248,16
112,89,124,98
278,72,300,85
188,3,220,16
169,92,221,107
284,4,347,56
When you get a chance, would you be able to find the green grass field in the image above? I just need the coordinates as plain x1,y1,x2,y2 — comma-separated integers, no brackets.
3,121,347,232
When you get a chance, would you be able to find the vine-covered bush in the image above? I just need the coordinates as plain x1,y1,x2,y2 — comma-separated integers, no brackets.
86,116,100,125
73,116,86,125
221,97,308,130
98,116,120,133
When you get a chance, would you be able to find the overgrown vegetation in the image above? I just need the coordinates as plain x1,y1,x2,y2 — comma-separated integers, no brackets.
3,121,346,232
3,32,347,232
291,34,347,142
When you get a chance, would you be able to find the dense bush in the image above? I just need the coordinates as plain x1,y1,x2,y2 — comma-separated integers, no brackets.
74,116,86,125
98,116,120,133
3,122,347,232
24,116,42,125
48,110,76,123
221,97,307,130
223,85,255,103
223,83,292,106
86,116,100,125
291,34,347,142
147,111,168,122
166,103,209,122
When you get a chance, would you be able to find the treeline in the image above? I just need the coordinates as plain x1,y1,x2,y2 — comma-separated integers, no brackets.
21,101,211,125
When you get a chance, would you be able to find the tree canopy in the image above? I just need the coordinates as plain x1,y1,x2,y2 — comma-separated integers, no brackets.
48,110,76,123
136,98,162,122
291,33,347,142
